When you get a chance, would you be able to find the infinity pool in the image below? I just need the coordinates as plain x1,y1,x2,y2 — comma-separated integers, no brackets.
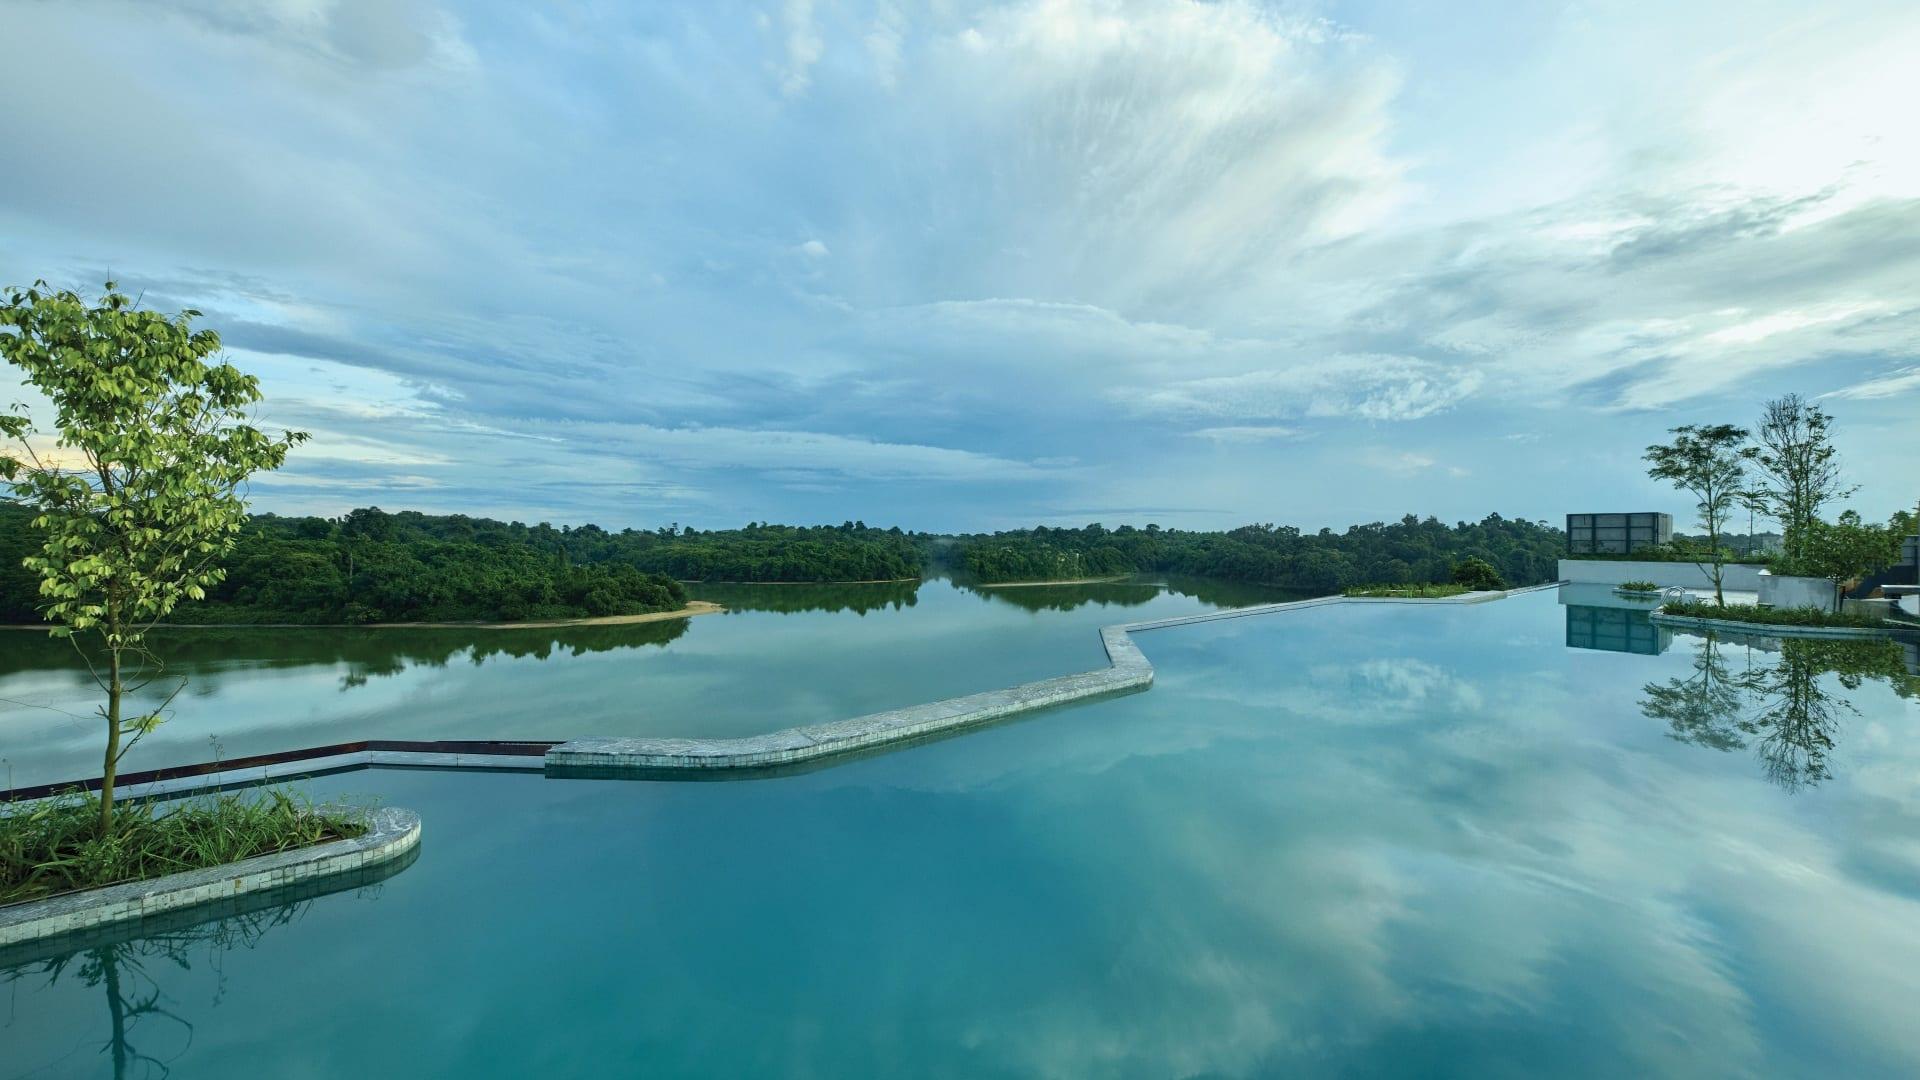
6,589,1920,1077
0,576,1293,789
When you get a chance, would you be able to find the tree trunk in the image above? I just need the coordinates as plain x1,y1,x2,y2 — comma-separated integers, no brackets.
1710,516,1726,606
100,646,121,836
101,946,129,1080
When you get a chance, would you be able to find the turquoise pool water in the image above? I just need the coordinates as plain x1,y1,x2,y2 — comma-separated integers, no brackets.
0,576,1292,789
6,589,1920,1077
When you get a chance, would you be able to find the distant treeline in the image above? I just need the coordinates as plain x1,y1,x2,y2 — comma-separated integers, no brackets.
953,515,1565,590
2,502,1566,625
629,521,923,582
0,503,695,625
0,504,931,625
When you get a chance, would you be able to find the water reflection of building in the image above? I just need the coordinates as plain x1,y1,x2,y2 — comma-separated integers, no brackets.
1566,605,1671,655
1558,583,1671,655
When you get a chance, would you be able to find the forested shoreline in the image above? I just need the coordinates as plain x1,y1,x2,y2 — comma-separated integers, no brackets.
953,516,1565,591
1,502,1567,625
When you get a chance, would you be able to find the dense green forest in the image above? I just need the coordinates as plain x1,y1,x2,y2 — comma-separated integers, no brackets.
0,502,692,624
0,503,928,624
2,502,1566,624
628,521,923,582
954,515,1565,590
0,501,40,623
691,579,922,615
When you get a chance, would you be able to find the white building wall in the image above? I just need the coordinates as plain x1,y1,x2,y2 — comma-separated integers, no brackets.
1557,560,1768,592
1758,572,1838,611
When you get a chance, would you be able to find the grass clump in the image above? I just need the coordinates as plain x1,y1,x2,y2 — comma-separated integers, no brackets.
1617,580,1662,592
1,789,367,905
1659,600,1891,629
1344,583,1472,598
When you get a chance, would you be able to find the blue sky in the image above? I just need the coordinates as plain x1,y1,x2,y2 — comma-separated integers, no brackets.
2,0,1915,532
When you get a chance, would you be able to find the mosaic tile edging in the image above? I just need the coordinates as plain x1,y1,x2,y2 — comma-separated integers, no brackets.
0,806,420,947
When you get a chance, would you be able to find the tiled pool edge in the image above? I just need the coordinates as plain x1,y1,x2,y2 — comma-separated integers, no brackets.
1649,611,1907,639
548,584,1562,773
0,806,421,947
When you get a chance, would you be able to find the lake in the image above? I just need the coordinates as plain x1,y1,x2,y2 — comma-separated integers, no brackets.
0,575,1296,790
5,585,1920,1077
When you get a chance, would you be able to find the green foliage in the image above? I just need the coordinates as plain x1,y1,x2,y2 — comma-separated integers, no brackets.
184,507,690,623
0,505,939,624
0,500,41,623
1647,634,1918,792
1344,583,1471,598
691,579,921,615
1644,423,1750,603
960,540,1131,583
1,281,307,642
1450,556,1508,590
1659,600,1891,629
1747,394,1856,567
1564,543,1772,565
1617,580,1661,592
1786,510,1903,590
633,520,923,582
0,789,366,904
2,280,307,832
953,514,1563,592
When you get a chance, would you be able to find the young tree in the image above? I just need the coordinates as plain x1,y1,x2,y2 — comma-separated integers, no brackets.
1797,511,1903,609
1645,424,1748,604
1736,488,1770,556
1747,394,1856,569
1,281,306,834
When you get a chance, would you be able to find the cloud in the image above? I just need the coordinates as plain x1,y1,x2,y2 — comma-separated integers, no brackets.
1186,426,1306,444
1359,449,1469,479
0,0,1914,528
1118,355,1481,423
775,0,824,96
1824,366,1920,401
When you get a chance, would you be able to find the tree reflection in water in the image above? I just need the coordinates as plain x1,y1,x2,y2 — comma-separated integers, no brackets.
1,848,413,1078
957,575,1305,614
1643,632,1920,792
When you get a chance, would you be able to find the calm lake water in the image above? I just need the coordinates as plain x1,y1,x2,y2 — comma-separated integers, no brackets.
6,586,1920,1077
0,576,1295,789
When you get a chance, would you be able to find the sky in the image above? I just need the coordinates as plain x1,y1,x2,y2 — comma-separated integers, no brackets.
1,0,1915,533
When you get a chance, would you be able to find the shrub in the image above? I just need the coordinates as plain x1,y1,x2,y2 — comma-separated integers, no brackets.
1451,557,1508,591
1,789,368,904
1657,600,1891,629
1344,583,1471,598
1617,580,1661,592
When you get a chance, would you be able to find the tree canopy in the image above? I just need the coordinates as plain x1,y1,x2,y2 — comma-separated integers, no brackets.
953,515,1564,590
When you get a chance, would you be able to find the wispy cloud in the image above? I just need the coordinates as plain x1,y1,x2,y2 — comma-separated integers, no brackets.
1118,356,1480,423
1823,366,1920,401
1,0,1914,527
1185,426,1306,444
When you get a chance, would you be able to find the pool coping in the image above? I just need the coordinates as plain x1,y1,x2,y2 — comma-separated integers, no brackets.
0,805,421,948
1649,611,1905,639
547,584,1561,773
